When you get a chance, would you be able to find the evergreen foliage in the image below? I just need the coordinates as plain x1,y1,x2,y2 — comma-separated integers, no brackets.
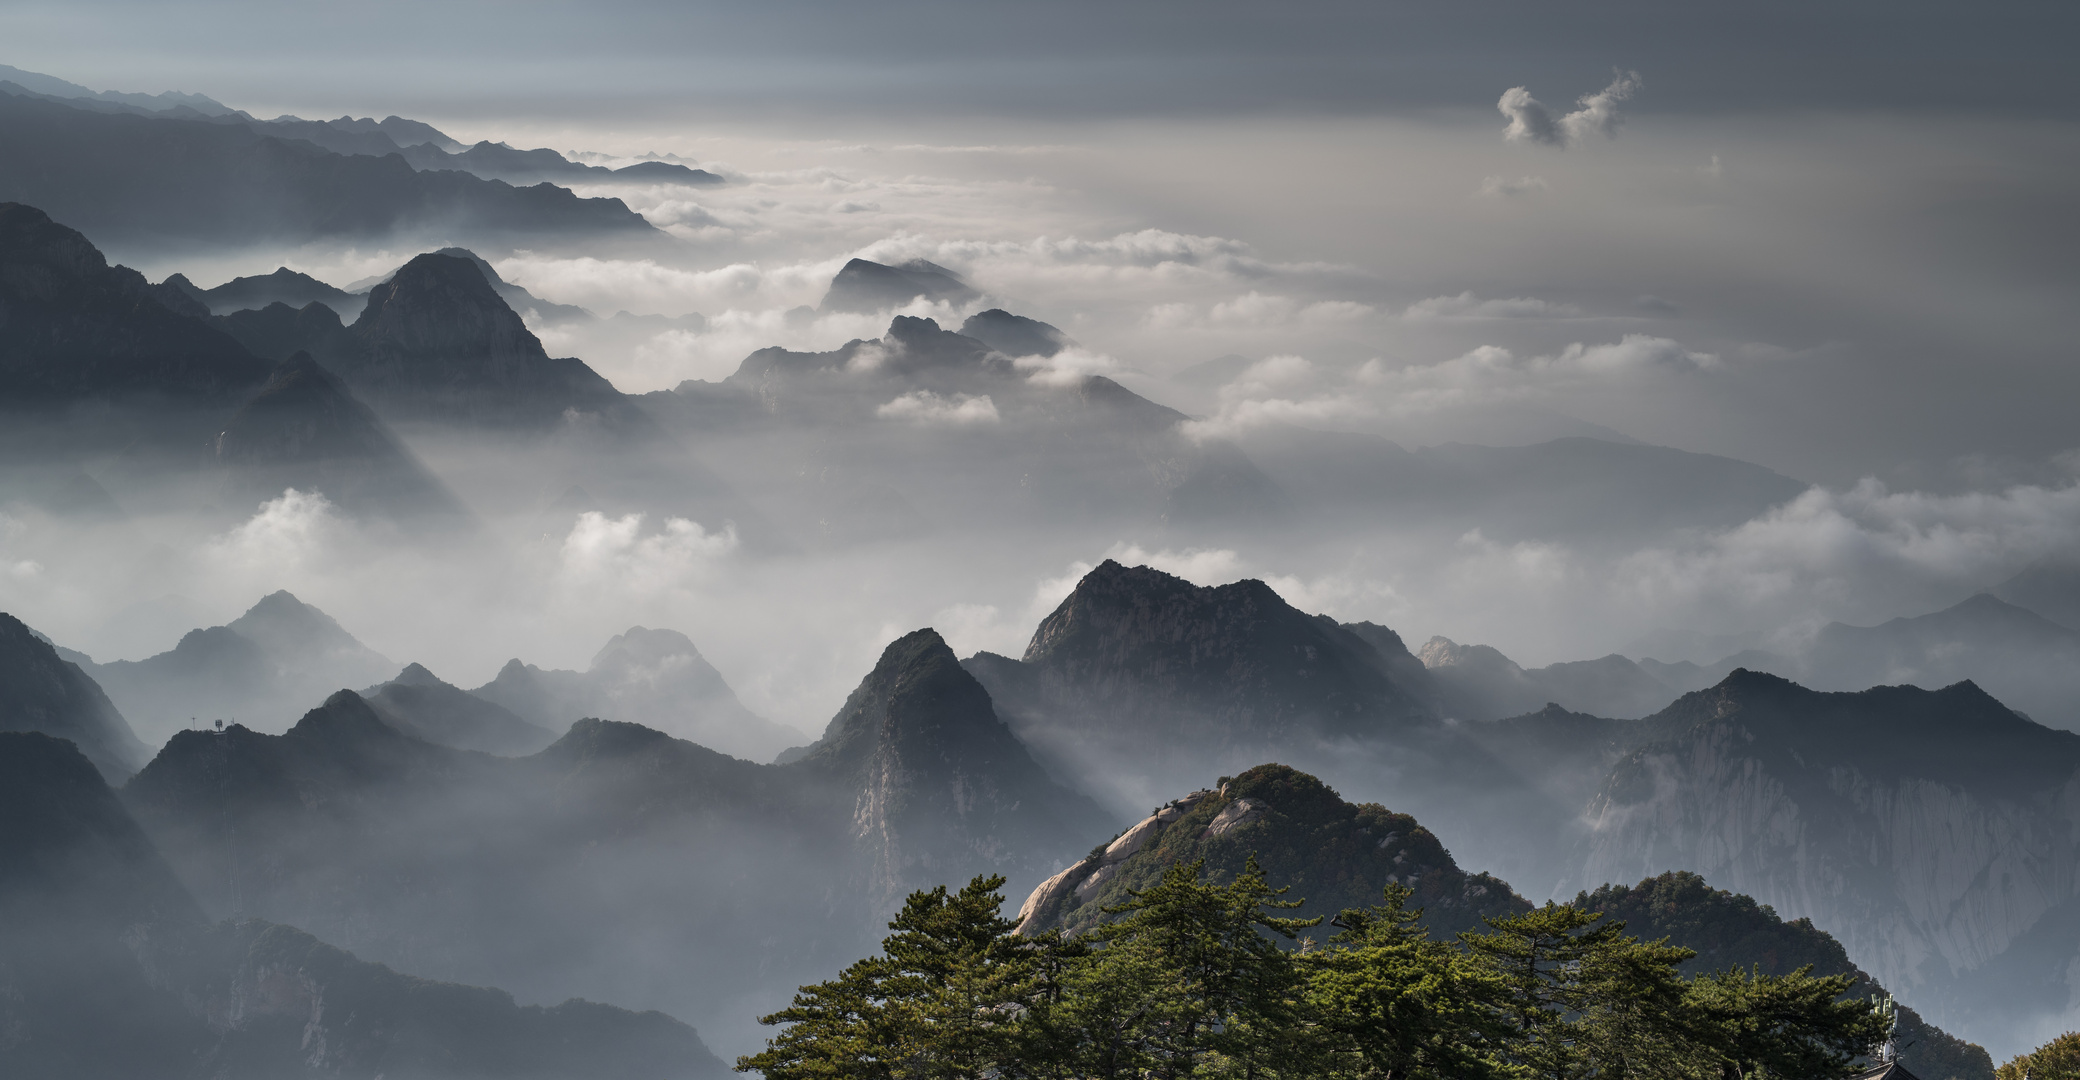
1998,1031,2080,1080
741,865,1889,1079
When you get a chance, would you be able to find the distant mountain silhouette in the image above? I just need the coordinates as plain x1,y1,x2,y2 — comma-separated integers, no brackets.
214,352,474,521
1995,555,2080,632
0,90,658,247
472,626,800,762
1569,669,2080,1054
363,663,556,756
958,308,1071,358
820,258,980,313
83,591,397,747
181,265,360,316
0,614,147,781
0,728,727,1078
121,626,1113,1050
399,141,725,187
1416,635,1679,721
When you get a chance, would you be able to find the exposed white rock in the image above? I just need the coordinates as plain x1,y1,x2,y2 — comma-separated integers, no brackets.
1015,788,1223,934
1207,798,1265,838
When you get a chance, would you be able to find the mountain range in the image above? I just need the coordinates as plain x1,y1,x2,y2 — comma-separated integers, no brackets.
0,86,659,250
1014,762,1992,1080
5,548,2075,1063
0,728,727,1078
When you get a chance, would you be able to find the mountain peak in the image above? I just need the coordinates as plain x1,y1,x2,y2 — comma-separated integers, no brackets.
340,251,624,425
394,662,440,686
820,257,980,314
959,309,1070,358
794,627,1111,901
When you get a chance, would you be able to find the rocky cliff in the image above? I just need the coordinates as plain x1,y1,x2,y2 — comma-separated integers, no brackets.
0,201,272,404
788,627,1114,905
1570,670,2080,1057
1015,763,1526,940
338,252,631,428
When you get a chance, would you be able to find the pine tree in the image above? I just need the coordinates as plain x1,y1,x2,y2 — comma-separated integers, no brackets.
1068,856,1320,1079
1687,966,1888,1080
1304,882,1514,1080
738,875,1036,1080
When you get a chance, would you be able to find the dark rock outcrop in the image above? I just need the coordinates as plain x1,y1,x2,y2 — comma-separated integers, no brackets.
0,613,148,781
1007,560,1435,746
787,628,1114,903
0,202,271,402
337,252,628,427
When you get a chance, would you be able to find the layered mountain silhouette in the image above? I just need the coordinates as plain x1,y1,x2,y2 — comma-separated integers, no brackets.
170,265,361,316
0,728,726,1079
0,202,271,404
116,624,1115,1051
649,311,1285,537
1566,669,2080,1055
81,591,398,747
0,613,148,781
472,626,796,762
0,89,658,248
1417,635,1681,721
362,662,556,756
0,205,482,523
213,352,473,520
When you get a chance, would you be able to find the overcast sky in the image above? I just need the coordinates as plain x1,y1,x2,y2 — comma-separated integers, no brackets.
7,1,2076,121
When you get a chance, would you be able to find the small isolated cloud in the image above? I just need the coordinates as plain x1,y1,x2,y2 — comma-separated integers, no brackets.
208,488,341,574
1015,346,1123,387
558,511,738,594
1182,354,1377,439
1498,72,1642,148
1145,292,1378,332
1478,175,1550,197
876,390,1001,425
1403,292,1582,320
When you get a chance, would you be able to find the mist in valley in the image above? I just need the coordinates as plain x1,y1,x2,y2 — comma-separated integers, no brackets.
3,5,2079,1076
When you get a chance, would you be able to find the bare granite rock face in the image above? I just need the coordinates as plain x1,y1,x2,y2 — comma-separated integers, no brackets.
1566,670,2080,1055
